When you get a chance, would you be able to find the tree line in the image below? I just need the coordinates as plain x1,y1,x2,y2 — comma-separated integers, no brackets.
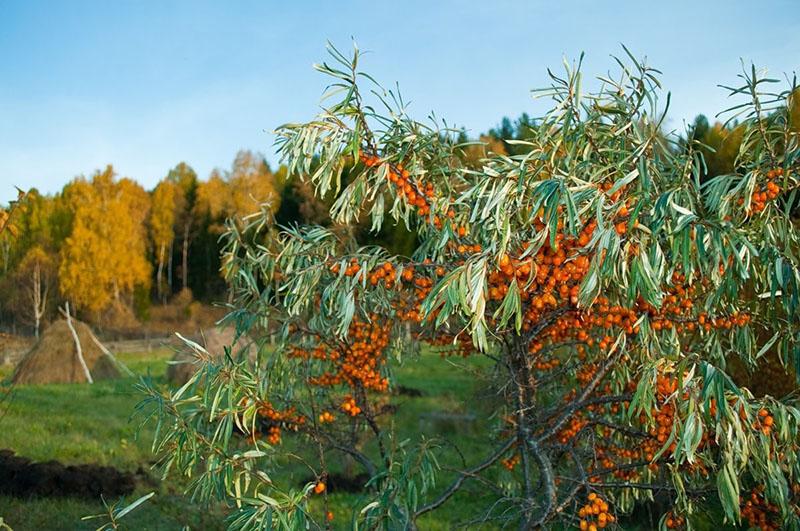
1,92,798,335
0,150,281,334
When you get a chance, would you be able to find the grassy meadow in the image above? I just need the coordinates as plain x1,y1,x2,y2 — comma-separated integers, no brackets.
0,347,513,530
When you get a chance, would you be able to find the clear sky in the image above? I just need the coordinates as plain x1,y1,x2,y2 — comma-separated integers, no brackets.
1,0,798,203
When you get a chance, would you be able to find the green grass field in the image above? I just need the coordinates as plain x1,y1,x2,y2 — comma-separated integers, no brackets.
0,348,509,530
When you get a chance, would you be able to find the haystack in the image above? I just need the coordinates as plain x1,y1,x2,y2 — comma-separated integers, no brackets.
12,319,123,385
166,326,255,385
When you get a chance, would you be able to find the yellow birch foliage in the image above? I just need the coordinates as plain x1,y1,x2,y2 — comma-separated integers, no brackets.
197,150,280,230
699,122,746,177
460,134,509,167
790,87,800,133
58,166,151,313
150,180,178,253
196,169,228,221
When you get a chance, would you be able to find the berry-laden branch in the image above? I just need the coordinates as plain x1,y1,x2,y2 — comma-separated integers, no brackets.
142,44,800,530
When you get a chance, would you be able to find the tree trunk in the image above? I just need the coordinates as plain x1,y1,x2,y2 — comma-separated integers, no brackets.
32,262,41,338
28,260,48,339
182,220,191,290
168,239,174,294
156,242,165,304
1,240,9,274
40,281,49,338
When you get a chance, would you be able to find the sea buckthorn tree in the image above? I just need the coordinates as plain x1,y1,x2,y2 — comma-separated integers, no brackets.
141,47,800,530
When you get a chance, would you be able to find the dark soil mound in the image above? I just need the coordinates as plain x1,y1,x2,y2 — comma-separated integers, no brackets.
0,449,136,499
396,385,424,397
300,472,371,493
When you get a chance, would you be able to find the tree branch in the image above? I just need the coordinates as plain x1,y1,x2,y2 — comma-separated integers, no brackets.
414,438,515,518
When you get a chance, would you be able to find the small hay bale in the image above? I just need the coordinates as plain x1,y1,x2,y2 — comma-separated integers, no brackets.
12,319,120,385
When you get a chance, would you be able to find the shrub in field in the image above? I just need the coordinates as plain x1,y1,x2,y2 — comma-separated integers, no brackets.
140,46,800,530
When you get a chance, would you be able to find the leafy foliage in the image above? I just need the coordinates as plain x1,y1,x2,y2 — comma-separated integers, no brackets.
138,46,800,530
0,151,288,325
58,167,152,314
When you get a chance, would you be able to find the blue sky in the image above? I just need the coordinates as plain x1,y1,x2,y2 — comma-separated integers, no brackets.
1,0,798,203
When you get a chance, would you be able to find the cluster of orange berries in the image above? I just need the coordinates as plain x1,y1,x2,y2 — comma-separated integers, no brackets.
313,481,326,495
487,219,596,316
501,453,520,471
318,411,335,424
451,241,482,255
578,493,615,530
576,363,600,387
297,318,390,392
600,181,628,202
367,261,398,288
702,311,751,330
506,219,740,371
639,272,751,334
534,355,561,370
644,273,697,331
427,333,475,358
741,486,781,531
289,343,328,361
265,426,281,445
256,402,305,426
337,319,390,391
524,267,749,383
280,318,391,439
744,168,784,214
557,414,589,445
754,408,775,436
395,259,464,329
396,271,434,323
663,511,686,529
583,300,640,338
332,258,362,279
360,153,434,215
249,400,306,445
577,375,690,480
340,395,362,416
639,375,680,466
487,222,599,356
588,428,641,481
611,197,637,237
553,375,621,447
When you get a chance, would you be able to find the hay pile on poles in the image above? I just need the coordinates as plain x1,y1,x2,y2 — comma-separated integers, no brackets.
12,305,131,385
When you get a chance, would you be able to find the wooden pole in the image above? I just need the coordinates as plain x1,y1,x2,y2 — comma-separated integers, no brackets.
61,303,93,384
86,327,134,377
